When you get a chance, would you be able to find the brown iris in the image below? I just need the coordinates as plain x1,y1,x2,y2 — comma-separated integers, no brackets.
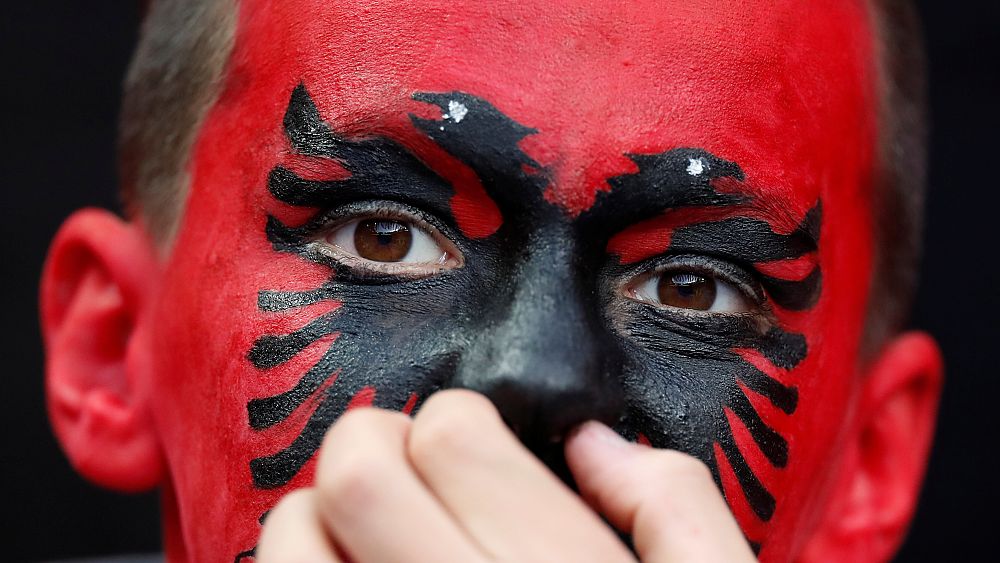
354,219,413,262
657,272,717,310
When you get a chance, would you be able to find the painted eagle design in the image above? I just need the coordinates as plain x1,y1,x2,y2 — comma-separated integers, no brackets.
240,84,821,558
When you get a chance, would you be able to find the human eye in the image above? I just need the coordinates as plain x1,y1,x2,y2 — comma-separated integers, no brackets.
622,256,761,314
313,202,463,278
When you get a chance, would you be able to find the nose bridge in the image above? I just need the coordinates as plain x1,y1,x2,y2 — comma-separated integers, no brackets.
497,243,593,370
454,233,623,444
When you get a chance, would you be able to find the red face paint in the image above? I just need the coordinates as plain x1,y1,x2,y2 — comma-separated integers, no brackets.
144,1,878,560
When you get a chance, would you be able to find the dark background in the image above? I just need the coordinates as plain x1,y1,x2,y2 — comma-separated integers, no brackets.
1,2,996,561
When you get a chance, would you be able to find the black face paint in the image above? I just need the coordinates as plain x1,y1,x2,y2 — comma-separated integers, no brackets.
578,149,748,237
245,84,821,543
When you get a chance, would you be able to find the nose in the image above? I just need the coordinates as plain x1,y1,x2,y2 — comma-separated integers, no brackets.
451,241,624,450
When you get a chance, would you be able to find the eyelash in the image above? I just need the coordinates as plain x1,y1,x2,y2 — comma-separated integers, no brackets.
309,202,769,317
631,255,763,299
620,255,769,317
308,200,463,281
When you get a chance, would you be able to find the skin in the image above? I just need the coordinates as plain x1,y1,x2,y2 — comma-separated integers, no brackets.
40,1,944,562
257,391,757,563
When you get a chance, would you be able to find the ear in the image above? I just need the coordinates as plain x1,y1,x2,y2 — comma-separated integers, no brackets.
800,332,943,562
40,209,165,492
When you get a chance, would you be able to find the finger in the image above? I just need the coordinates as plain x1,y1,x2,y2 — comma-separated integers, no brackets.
565,421,756,563
408,389,634,563
315,407,486,563
257,488,342,563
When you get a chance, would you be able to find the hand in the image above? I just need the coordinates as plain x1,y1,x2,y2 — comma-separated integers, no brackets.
256,389,756,562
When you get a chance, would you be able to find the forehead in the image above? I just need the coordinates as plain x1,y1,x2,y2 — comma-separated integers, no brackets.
221,0,876,215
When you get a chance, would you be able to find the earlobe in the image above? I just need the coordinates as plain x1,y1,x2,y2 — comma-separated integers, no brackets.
800,332,943,563
41,208,164,492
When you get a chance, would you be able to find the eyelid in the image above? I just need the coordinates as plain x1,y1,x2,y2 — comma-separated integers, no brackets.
309,200,464,280
315,199,454,234
619,254,767,314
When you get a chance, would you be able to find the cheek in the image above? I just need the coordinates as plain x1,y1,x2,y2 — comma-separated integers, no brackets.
150,156,348,558
159,173,478,560
761,221,873,557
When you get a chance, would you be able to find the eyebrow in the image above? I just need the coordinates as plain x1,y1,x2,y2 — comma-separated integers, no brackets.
408,91,550,212
576,149,750,236
669,205,821,262
271,84,458,224
577,143,823,256
581,146,822,268
406,90,811,254
604,200,822,265
279,83,818,261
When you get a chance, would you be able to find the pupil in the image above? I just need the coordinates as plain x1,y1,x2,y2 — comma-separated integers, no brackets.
657,272,717,311
354,219,413,262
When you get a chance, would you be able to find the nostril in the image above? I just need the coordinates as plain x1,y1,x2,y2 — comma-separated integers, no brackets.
533,439,577,489
478,376,623,450
480,378,547,441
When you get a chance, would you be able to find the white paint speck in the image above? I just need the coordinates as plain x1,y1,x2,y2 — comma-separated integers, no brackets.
447,100,468,123
439,126,445,131
686,157,705,176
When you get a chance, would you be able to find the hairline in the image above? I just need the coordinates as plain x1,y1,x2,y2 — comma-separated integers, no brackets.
118,0,237,244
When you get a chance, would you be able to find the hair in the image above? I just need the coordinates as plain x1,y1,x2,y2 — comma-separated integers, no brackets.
118,0,236,242
864,0,930,355
116,0,928,355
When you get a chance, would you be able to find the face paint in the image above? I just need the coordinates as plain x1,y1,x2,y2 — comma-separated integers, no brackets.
249,84,818,547
248,86,819,532
146,1,878,561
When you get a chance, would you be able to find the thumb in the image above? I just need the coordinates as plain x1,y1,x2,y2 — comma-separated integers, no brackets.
565,421,756,563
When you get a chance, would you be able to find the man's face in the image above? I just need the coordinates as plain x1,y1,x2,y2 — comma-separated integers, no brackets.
147,0,877,560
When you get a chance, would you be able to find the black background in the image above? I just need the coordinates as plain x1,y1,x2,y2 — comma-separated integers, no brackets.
0,2,996,561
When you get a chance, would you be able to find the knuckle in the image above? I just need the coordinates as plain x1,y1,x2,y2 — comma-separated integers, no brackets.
409,391,496,465
410,411,474,463
315,446,394,513
323,407,381,444
319,407,408,457
314,409,410,514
